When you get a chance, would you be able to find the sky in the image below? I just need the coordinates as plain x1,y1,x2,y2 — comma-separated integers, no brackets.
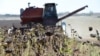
0,0,100,14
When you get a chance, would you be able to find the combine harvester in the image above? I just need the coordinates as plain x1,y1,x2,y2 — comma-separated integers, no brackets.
19,3,88,37
20,3,88,27
19,3,88,38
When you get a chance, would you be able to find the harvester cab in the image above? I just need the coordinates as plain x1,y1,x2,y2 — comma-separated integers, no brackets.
43,3,58,26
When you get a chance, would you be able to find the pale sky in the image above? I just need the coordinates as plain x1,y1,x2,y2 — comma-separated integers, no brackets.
0,0,100,14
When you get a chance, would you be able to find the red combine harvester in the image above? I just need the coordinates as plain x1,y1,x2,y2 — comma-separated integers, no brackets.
20,3,88,26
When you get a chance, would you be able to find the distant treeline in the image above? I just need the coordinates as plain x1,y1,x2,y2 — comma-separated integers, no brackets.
0,14,19,17
0,12,100,17
58,12,100,16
